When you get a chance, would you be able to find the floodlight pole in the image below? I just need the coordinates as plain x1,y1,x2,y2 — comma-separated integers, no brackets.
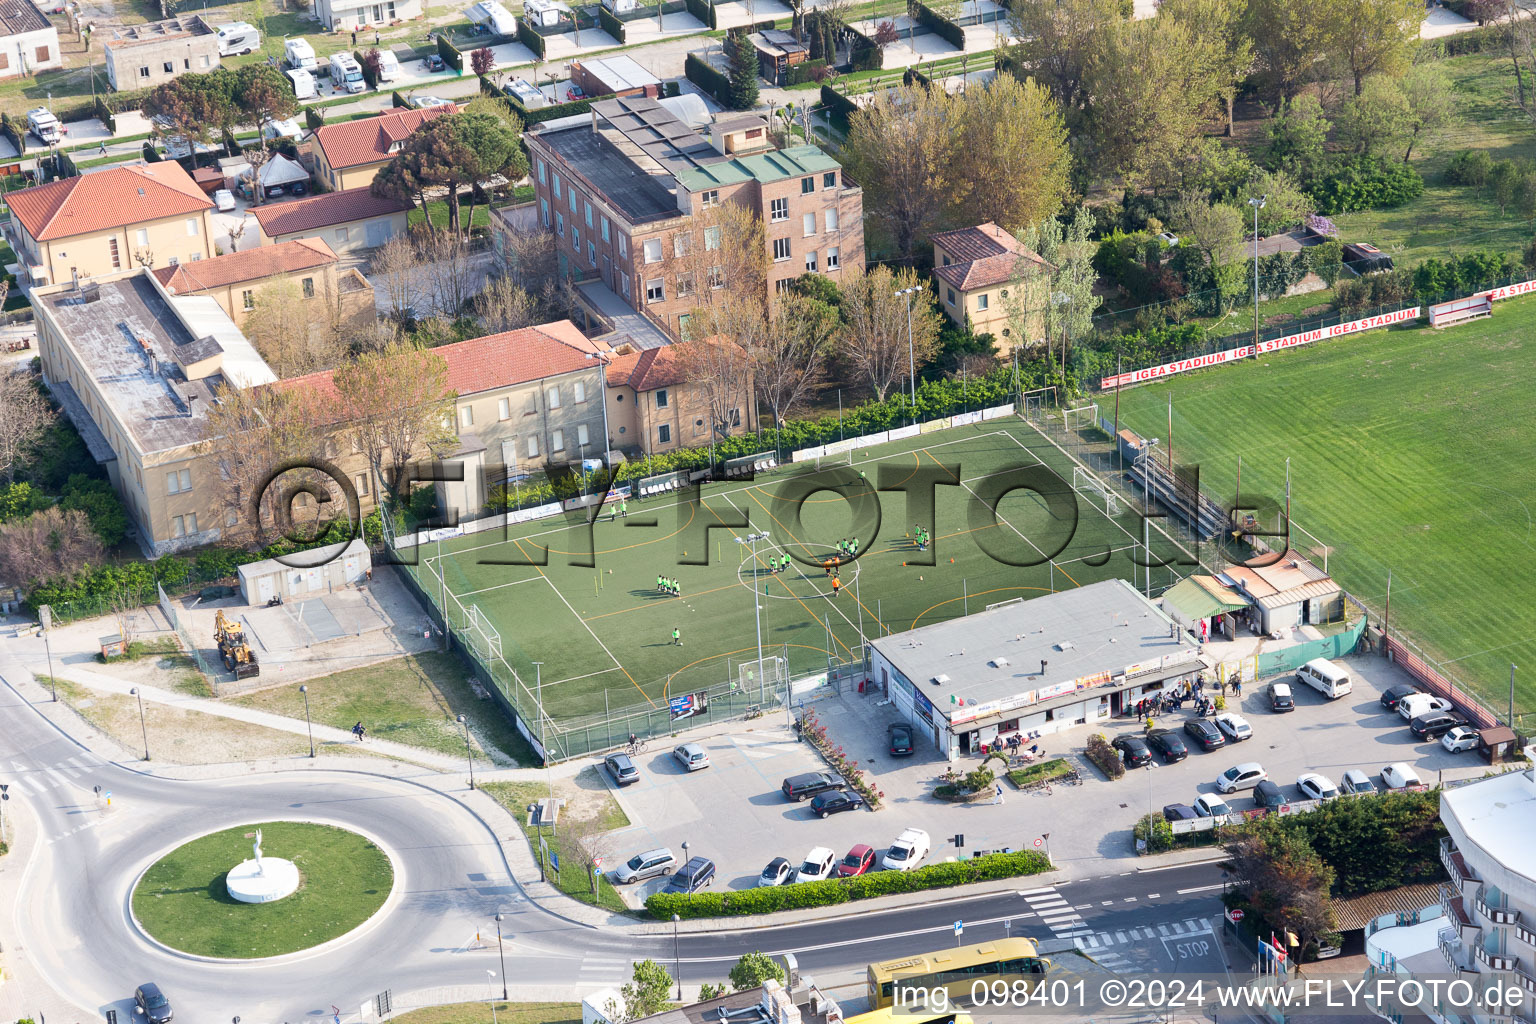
895,285,922,421
1248,195,1267,359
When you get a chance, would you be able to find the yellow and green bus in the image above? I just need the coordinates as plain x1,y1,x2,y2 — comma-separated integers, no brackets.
866,938,1051,1011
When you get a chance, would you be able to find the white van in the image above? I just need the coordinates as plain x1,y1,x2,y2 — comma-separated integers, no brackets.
285,67,317,100
285,37,317,69
376,50,401,82
330,53,366,93
1296,658,1352,699
216,22,261,57
26,107,60,145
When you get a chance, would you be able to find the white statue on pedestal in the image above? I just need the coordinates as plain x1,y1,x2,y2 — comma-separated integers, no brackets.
253,828,264,876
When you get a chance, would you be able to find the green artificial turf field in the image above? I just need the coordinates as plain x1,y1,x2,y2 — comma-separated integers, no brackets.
1112,293,1536,724
403,420,1195,758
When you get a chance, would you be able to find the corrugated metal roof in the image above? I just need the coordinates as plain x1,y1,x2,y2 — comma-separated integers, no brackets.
1255,577,1341,610
1163,576,1248,621
1330,884,1443,933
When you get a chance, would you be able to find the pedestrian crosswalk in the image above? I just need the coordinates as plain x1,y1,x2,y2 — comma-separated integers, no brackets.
1018,886,1092,941
7,755,96,795
1074,918,1215,973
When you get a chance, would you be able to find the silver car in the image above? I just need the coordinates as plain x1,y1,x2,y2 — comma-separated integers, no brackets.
614,847,676,884
672,742,711,772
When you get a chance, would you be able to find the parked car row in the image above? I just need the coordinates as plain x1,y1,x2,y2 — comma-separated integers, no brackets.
602,743,713,787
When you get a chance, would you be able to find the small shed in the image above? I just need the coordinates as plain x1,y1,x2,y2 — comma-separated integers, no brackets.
99,634,127,659
570,55,661,99
238,537,371,606
1479,725,1520,763
749,29,808,85
191,164,226,195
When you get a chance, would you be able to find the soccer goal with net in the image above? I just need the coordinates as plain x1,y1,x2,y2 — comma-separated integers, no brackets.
1063,404,1100,432
1073,466,1120,516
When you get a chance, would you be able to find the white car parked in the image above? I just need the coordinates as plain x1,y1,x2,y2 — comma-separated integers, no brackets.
1381,763,1422,790
671,742,710,771
1340,769,1377,796
1192,793,1231,818
1296,772,1339,801
757,857,792,887
882,828,931,872
1441,726,1480,753
1398,693,1453,721
1215,713,1252,742
796,846,836,883
213,188,236,212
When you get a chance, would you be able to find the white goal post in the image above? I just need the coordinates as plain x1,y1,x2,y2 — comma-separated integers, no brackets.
1063,404,1100,431
1073,466,1120,516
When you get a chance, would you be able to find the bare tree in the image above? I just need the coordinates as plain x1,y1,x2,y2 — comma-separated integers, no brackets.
243,279,349,377
661,200,767,315
0,367,53,484
838,266,941,401
0,507,104,584
418,230,477,320
109,584,139,648
199,382,327,549
332,342,459,501
371,235,424,323
677,301,758,453
755,291,834,426
474,275,544,334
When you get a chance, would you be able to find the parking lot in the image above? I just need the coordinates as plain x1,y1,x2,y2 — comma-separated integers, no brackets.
599,653,1497,903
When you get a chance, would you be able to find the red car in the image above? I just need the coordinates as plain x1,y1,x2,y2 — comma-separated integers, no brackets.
837,843,875,877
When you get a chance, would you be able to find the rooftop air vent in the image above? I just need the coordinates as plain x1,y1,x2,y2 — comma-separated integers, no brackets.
1054,640,1075,651
930,674,950,686
989,657,1009,668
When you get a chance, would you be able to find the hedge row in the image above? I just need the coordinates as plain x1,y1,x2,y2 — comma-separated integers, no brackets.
517,17,548,58
598,5,627,43
911,1,964,48
1085,733,1124,780
436,32,464,71
686,0,715,28
645,850,1052,919
819,82,857,121
686,51,731,105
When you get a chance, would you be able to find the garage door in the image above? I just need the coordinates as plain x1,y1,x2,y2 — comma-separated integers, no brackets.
365,218,393,248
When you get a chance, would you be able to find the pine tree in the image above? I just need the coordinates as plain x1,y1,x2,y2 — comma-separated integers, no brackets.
727,31,760,111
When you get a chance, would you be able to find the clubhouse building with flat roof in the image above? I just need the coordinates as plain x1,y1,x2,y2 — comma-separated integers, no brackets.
868,578,1205,760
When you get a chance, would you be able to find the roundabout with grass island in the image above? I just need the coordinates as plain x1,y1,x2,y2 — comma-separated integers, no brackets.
129,821,395,960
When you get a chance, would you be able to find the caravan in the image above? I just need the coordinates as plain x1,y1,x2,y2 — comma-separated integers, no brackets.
215,22,261,56
375,50,401,82
329,53,366,93
286,67,317,99
26,108,60,145
284,37,317,69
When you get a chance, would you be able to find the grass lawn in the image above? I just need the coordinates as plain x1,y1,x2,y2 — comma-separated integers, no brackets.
392,1003,581,1024
482,770,631,913
1113,292,1536,723
410,419,1183,759
1006,757,1074,789
131,821,392,958
409,199,492,231
230,651,534,765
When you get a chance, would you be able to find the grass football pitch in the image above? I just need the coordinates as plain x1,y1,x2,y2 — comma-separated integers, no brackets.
404,420,1195,750
1112,293,1536,721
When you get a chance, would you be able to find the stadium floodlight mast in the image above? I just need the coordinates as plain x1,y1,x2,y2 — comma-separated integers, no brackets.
1248,195,1267,358
735,532,771,700
894,285,924,418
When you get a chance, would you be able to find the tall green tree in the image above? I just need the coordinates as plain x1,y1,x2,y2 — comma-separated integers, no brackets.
1157,0,1254,136
1333,75,1411,159
1266,95,1332,181
728,951,786,991
1005,0,1123,116
1021,206,1101,368
1242,0,1333,100
955,75,1072,237
1327,0,1424,96
620,960,675,1020
840,85,959,260
1398,63,1457,162
452,109,528,235
727,31,760,110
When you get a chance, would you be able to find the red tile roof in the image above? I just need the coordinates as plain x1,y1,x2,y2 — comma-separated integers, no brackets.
152,238,338,293
249,188,411,238
313,105,458,171
931,222,1050,292
605,345,687,392
270,320,599,422
7,162,213,242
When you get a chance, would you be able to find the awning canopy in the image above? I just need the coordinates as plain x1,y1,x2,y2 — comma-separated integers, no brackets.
1163,575,1249,622
257,154,309,188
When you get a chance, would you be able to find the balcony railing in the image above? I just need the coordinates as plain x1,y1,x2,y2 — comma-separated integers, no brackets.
1516,963,1536,996
1439,925,1480,977
1477,884,1524,926
1475,941,1517,972
1518,921,1536,948
1441,837,1475,893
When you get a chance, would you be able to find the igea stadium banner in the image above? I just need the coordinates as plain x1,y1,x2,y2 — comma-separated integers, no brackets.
1099,278,1536,390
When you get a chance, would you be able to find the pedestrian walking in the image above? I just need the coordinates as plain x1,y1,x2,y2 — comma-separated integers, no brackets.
656,574,664,592
993,782,1004,805
674,580,682,598
1235,679,1243,696
672,627,681,646
352,721,364,742
98,140,107,155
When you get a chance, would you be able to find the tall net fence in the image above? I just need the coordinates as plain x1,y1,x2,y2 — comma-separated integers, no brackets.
157,582,218,685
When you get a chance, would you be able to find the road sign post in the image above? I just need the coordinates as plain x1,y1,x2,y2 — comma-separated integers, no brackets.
954,920,963,947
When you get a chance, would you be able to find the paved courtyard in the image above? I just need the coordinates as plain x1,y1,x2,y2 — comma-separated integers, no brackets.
600,652,1498,903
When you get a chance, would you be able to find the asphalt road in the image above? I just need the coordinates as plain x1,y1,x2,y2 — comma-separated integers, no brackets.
0,673,1227,1022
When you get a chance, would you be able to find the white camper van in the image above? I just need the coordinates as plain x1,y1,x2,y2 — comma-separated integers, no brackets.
286,67,317,99
216,22,261,56
1296,658,1353,699
26,108,60,145
284,37,317,69
330,53,366,93
376,50,401,82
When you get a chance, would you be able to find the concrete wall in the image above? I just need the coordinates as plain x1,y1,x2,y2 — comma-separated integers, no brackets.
0,26,63,78
105,32,220,90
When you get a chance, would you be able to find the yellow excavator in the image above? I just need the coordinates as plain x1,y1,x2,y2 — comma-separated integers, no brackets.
214,609,260,679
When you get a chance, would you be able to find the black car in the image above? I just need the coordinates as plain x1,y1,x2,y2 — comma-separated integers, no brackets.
1183,718,1226,751
782,771,841,801
810,789,864,817
1111,734,1153,768
424,53,446,71
1411,710,1469,739
1162,803,1199,821
1380,684,1422,711
888,722,915,756
1269,682,1296,712
1253,779,1285,809
135,983,174,1024
664,856,716,894
1146,729,1188,763
603,752,640,786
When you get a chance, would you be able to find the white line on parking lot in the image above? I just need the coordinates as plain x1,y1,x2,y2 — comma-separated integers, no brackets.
1123,897,1137,902
1146,893,1160,898
1176,884,1225,895
1101,900,1114,906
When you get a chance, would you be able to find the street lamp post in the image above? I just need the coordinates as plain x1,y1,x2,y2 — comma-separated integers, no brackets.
1247,195,1267,359
299,684,314,758
456,713,475,789
672,912,682,1001
894,285,923,420
735,532,770,701
495,912,509,1000
129,687,149,760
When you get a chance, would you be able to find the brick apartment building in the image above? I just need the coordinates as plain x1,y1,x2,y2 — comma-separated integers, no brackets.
524,96,864,337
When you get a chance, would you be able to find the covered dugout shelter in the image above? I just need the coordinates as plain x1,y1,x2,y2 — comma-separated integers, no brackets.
1161,574,1249,642
238,537,371,605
